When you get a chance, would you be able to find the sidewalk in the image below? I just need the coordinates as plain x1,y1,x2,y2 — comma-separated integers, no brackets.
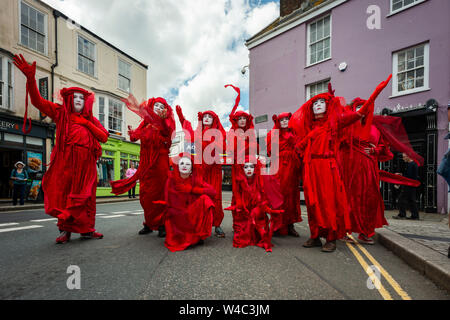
0,196,138,212
376,210,450,293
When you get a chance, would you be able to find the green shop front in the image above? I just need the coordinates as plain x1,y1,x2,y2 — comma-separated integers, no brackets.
97,137,141,197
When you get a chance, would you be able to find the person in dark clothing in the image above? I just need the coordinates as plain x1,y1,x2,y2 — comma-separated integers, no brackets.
393,153,420,220
10,161,29,206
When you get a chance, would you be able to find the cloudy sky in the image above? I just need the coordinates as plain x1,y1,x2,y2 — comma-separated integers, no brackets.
42,0,279,130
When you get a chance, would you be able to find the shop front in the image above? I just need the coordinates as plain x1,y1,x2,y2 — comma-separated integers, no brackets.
0,114,54,202
97,137,141,197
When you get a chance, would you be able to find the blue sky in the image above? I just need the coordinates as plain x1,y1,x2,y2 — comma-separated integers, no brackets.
44,0,280,130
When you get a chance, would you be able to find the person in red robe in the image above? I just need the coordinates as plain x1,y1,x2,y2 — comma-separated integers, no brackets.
225,157,283,253
339,98,393,244
290,75,392,252
159,153,216,252
13,54,109,244
267,113,302,237
110,95,175,237
175,106,226,237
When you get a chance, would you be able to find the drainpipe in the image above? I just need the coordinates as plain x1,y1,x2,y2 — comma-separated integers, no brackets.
49,10,59,149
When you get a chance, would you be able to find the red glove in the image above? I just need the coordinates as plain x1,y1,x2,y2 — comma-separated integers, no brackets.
358,75,392,116
70,114,89,126
176,105,185,124
13,54,36,80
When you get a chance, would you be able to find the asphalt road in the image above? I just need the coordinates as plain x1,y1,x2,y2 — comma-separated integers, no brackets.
0,195,449,300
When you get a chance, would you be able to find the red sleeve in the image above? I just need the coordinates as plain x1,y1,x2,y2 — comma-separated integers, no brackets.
129,121,146,142
338,111,363,130
27,77,60,120
86,117,109,143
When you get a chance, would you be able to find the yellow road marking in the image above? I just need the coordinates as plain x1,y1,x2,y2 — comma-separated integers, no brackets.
345,242,393,300
348,234,412,300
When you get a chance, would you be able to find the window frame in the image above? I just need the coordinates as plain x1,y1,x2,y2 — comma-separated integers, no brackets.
389,0,427,16
97,94,126,136
306,78,331,100
118,58,132,93
19,1,48,56
0,55,14,111
77,34,97,78
392,42,430,97
306,14,332,67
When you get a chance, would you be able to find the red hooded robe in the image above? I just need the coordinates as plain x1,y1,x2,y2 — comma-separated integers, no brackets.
110,97,175,231
163,153,216,252
267,113,302,234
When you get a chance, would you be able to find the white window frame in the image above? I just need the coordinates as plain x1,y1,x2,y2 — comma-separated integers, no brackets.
306,14,332,67
77,34,97,78
118,59,131,93
97,95,125,136
306,78,330,100
19,1,48,55
389,0,427,16
392,43,430,97
0,55,14,111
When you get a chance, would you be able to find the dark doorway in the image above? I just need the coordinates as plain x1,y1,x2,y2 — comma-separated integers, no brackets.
0,148,24,200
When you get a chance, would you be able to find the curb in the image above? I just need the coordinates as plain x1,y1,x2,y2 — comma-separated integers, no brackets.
376,228,450,294
0,197,139,212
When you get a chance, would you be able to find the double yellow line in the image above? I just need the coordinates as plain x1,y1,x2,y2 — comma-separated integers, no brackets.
345,234,411,300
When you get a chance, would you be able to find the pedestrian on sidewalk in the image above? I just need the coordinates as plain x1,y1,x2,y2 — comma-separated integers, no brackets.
10,161,28,206
393,153,420,220
126,162,137,198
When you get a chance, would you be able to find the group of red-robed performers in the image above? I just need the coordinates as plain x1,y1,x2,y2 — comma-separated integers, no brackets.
14,54,422,253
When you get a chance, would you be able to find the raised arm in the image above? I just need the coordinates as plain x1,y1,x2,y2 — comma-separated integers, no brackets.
13,54,59,119
176,105,194,141
356,75,392,117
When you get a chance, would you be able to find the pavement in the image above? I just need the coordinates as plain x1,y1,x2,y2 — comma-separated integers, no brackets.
1,193,449,294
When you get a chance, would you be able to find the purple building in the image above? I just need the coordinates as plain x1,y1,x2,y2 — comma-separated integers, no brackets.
246,0,450,214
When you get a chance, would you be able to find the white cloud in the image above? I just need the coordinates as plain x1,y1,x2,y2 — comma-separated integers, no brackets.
42,0,279,130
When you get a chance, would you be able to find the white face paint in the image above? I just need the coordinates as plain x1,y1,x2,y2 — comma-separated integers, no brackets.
238,116,247,128
243,162,255,178
279,117,289,129
73,93,85,113
153,102,166,117
203,114,213,126
355,105,362,112
178,157,192,176
312,98,327,115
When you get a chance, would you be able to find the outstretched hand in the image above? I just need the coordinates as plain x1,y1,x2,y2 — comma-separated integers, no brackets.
358,74,392,116
13,54,36,80
176,105,185,123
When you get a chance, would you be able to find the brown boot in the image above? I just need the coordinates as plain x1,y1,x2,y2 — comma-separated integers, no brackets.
303,237,322,248
322,240,337,252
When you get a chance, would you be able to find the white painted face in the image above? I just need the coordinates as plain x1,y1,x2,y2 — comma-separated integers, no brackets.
178,157,192,176
203,114,213,126
243,162,255,178
312,98,327,115
153,102,166,117
73,92,85,113
279,117,289,129
238,116,247,128
355,105,362,112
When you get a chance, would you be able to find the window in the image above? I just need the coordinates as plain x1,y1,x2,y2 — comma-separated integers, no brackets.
0,56,14,110
20,1,47,54
97,157,114,188
78,35,96,77
118,59,131,92
108,98,123,135
307,15,331,66
390,0,426,14
97,95,125,136
98,96,105,126
306,79,330,100
392,43,429,96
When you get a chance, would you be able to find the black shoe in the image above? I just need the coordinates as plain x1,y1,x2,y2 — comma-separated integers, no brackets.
138,225,153,235
406,216,420,220
392,214,406,220
158,226,166,238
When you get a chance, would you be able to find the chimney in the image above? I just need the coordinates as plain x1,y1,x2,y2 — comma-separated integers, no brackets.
280,0,325,17
280,0,303,17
